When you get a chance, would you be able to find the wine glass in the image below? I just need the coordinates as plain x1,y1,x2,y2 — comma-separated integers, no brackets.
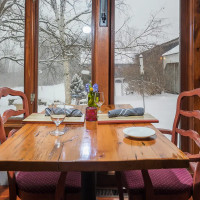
95,92,104,113
49,101,66,147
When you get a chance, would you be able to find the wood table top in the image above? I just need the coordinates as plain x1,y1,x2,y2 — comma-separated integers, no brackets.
0,104,189,172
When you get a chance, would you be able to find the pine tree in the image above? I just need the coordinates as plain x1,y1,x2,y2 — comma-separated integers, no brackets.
70,74,86,98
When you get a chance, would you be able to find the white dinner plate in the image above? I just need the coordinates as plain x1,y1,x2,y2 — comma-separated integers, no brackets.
123,127,155,139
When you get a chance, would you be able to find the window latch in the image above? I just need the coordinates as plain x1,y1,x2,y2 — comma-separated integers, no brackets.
30,93,35,104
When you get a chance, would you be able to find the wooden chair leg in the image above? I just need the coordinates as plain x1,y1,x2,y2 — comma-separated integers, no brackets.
141,169,155,200
193,162,200,200
7,171,17,200
115,171,124,200
55,172,68,200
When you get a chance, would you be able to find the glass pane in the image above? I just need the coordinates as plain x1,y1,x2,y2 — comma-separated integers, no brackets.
38,0,92,112
115,0,180,133
0,0,25,114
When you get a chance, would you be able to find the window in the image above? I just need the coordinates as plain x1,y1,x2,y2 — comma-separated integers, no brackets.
38,0,92,111
0,0,25,114
114,0,180,131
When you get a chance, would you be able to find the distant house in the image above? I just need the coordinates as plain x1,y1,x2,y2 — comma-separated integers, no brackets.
114,51,138,95
115,51,138,80
162,45,179,94
135,38,179,94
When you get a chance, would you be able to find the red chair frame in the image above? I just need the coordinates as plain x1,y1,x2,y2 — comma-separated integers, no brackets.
0,87,80,200
117,88,200,200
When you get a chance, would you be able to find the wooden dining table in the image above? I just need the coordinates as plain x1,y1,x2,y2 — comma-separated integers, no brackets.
0,104,189,200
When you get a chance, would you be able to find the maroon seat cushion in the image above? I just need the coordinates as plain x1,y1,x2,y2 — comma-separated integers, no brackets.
122,169,193,196
16,171,81,194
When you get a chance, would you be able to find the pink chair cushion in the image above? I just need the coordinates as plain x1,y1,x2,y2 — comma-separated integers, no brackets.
122,169,193,196
16,171,81,193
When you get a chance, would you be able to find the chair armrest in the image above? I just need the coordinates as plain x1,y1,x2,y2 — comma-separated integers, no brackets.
8,129,18,138
184,152,200,162
158,128,172,135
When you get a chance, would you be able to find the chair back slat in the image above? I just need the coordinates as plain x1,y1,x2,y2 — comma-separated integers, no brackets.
2,109,27,124
176,128,200,149
180,110,200,120
0,87,25,98
0,87,29,117
178,88,200,98
171,88,200,146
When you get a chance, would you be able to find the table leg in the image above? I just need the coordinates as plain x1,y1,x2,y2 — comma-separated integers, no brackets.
81,172,96,200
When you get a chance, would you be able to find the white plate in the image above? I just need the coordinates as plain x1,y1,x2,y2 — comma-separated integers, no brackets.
123,127,155,139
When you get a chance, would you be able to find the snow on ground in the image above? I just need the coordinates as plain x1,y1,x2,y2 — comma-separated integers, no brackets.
115,82,178,130
38,84,65,103
0,84,178,132
115,93,178,130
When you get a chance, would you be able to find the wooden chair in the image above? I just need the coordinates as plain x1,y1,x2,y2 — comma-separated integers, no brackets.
0,87,29,143
116,88,200,200
0,87,81,200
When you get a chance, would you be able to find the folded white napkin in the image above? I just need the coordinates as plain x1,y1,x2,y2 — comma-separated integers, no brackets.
108,107,144,118
45,107,83,117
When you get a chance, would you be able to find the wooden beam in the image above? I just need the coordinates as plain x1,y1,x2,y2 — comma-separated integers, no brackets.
92,0,111,105
24,0,39,113
192,0,200,154
109,0,115,104
180,0,192,152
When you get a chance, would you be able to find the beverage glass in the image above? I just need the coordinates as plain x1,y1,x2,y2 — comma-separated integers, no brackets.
49,102,66,147
95,92,104,114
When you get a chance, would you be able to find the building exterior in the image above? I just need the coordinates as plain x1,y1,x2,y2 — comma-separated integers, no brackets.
135,38,179,94
114,38,180,96
162,45,180,94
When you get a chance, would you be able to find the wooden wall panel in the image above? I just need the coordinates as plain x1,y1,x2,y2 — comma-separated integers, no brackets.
180,0,193,152
192,0,200,153
180,0,200,153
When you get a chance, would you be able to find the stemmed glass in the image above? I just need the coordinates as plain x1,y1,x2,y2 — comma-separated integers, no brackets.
95,92,104,114
49,102,66,147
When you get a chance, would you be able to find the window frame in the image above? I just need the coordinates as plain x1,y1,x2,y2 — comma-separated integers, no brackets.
22,0,200,153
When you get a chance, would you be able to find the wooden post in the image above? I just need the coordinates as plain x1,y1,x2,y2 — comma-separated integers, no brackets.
92,0,111,105
24,0,39,113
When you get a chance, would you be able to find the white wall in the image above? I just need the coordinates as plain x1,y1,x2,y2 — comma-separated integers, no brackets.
163,53,179,69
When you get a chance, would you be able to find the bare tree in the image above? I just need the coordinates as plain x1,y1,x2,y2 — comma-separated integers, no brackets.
38,0,92,103
115,7,167,58
115,5,168,95
0,0,167,101
0,0,24,69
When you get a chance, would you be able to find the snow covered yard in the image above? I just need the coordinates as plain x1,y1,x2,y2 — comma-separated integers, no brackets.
115,82,178,130
115,93,178,130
